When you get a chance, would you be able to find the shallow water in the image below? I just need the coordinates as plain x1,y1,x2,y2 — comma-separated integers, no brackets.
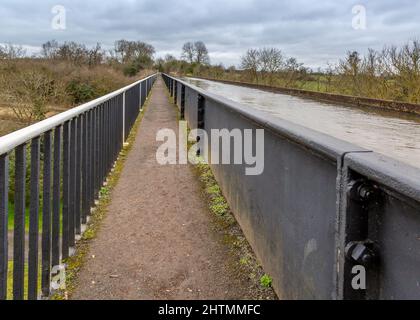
185,78,420,169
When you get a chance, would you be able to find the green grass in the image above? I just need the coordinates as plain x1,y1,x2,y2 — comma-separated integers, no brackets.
7,201,63,233
7,203,31,232
6,261,42,300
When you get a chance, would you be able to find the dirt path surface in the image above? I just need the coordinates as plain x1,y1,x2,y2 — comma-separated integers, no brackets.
71,77,255,300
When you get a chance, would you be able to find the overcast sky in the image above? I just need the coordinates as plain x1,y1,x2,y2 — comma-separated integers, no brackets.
1,0,420,69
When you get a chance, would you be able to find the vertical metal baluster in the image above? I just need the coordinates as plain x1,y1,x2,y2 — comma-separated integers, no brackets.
126,91,130,134
144,81,146,106
95,108,100,200
89,111,93,206
75,115,82,235
110,100,115,164
69,119,76,247
94,108,98,201
82,113,88,224
139,83,142,110
0,154,8,300
97,106,102,190
89,110,95,208
13,144,26,300
105,103,109,174
52,126,61,268
41,131,52,297
102,104,106,181
121,94,124,150
114,98,117,160
108,102,112,170
103,104,107,180
110,101,113,167
122,94,125,143
137,83,141,112
130,89,133,130
62,122,70,259
86,111,91,213
28,137,40,300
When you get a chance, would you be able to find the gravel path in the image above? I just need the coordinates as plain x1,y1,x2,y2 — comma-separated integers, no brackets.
71,77,255,299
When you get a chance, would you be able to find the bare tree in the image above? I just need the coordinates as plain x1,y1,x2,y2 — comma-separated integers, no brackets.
338,51,362,94
182,42,195,63
114,40,155,64
1,70,57,122
87,43,104,66
240,49,261,82
41,40,59,59
0,43,26,59
259,48,283,84
194,41,210,65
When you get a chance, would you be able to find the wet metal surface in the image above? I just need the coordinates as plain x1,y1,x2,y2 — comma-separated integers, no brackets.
185,78,420,169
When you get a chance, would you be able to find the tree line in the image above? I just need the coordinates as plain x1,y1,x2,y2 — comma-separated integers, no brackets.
160,40,420,105
0,39,156,124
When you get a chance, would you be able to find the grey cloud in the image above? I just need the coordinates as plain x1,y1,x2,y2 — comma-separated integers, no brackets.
0,0,419,68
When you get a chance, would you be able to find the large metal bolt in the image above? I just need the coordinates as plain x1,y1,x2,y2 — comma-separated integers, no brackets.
348,180,380,203
357,183,375,202
345,241,376,266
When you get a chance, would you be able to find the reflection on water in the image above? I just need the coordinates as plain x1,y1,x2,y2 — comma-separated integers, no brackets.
185,78,420,169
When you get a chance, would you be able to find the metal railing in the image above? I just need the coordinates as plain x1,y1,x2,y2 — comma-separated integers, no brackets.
0,73,157,300
163,74,420,300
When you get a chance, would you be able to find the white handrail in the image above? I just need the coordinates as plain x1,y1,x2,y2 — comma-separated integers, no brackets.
0,73,157,155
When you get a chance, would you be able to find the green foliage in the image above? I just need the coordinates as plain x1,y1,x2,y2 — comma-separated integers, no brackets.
260,274,272,288
195,162,230,217
123,55,154,77
99,186,110,198
123,63,140,77
210,202,229,216
66,79,96,104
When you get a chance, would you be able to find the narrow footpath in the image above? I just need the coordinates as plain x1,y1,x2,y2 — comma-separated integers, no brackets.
71,78,257,299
